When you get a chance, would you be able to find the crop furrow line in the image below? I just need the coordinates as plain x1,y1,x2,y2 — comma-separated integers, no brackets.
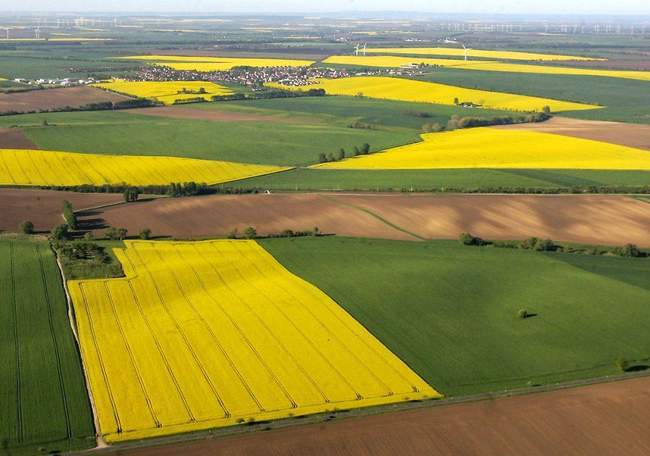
9,242,24,443
153,245,265,412
104,282,161,428
126,280,195,423
78,283,123,433
194,243,329,405
37,244,72,439
228,242,361,400
178,244,297,411
130,244,231,418
242,243,396,398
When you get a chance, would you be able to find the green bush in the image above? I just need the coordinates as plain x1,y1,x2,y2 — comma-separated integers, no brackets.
139,228,152,240
50,224,69,241
106,227,128,241
243,226,257,239
518,309,529,319
459,232,485,246
20,220,34,235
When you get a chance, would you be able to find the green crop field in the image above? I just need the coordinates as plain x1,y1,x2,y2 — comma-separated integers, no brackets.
0,238,95,454
192,95,516,130
415,68,650,124
0,108,420,167
262,237,650,396
225,167,650,191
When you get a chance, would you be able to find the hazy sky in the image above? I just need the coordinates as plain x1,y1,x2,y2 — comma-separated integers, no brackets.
7,0,650,14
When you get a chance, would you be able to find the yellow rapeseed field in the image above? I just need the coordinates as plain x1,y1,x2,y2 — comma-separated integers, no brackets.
314,128,650,170
68,240,440,442
267,77,599,112
365,47,603,62
93,80,232,105
322,55,650,82
120,55,315,72
0,149,288,186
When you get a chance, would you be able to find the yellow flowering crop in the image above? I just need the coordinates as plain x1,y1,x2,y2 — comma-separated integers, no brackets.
267,76,599,112
0,149,288,186
314,128,650,170
93,80,232,105
68,240,440,442
365,47,604,62
120,55,315,72
322,55,650,82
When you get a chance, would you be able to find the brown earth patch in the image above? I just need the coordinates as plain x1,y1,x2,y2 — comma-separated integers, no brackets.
127,106,321,124
0,188,122,233
0,128,39,149
494,116,650,150
114,375,650,456
91,193,650,247
0,85,132,114
91,193,417,241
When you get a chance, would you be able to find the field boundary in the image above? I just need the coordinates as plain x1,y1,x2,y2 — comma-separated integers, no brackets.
54,249,106,449
78,367,650,455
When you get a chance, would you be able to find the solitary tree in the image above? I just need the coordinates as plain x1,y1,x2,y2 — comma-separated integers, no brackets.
453,97,460,105
361,143,370,154
139,228,152,240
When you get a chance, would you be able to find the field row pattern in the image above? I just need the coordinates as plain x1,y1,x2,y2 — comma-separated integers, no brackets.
68,240,439,442
0,240,93,450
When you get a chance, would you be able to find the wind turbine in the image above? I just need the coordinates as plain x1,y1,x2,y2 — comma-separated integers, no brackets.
462,43,471,61
354,43,360,56
35,26,41,40
362,42,367,56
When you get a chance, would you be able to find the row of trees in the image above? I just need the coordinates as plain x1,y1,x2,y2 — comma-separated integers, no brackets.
459,232,647,257
424,112,551,133
0,98,156,117
211,87,325,102
318,143,371,163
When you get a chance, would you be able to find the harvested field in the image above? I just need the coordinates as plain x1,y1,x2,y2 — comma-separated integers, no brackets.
91,193,650,247
0,128,39,149
0,86,132,114
0,188,122,233
495,116,650,150
117,375,650,456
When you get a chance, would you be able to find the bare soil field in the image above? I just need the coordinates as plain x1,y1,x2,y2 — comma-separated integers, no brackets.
91,193,416,241
0,127,39,148
127,106,320,124
0,86,132,113
114,375,650,456
0,188,122,233
494,116,650,150
92,193,650,246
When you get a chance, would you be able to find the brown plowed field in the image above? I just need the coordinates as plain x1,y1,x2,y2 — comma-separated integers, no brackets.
0,85,132,113
0,128,39,148
0,188,122,233
127,106,320,124
92,193,650,246
494,116,650,150
115,375,650,456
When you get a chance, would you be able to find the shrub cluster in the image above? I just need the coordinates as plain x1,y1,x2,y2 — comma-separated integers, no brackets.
0,98,156,117
228,226,321,240
63,200,78,230
318,143,371,163
211,87,325,102
461,233,648,258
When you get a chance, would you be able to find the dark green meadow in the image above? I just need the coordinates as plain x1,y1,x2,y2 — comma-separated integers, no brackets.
416,68,650,124
262,237,650,397
0,238,94,454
